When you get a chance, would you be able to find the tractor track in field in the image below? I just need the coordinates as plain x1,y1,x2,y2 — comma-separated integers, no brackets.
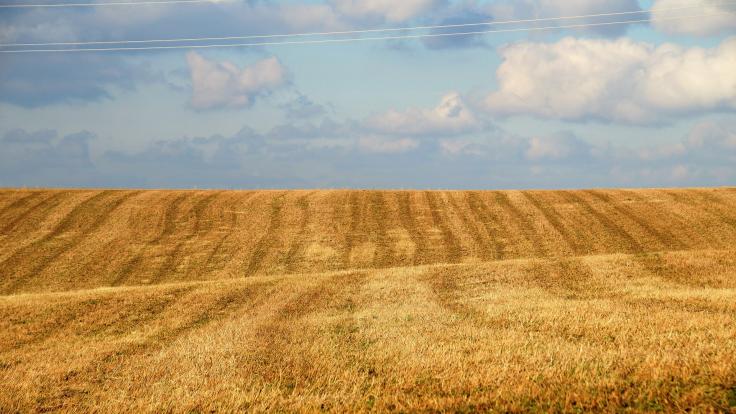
560,191,643,254
110,193,190,287
397,191,429,265
494,191,546,257
1,191,141,294
522,191,586,256
150,192,221,284
425,191,462,264
369,192,395,268
465,192,506,260
0,188,734,294
201,191,258,273
284,192,316,274
0,192,68,236
244,192,287,276
342,191,365,268
585,190,684,251
0,192,41,221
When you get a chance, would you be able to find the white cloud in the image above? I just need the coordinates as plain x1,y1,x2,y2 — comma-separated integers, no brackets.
6,115,736,188
187,52,288,110
440,139,482,156
438,129,592,163
488,0,641,35
278,3,347,31
485,36,736,124
365,92,486,136
651,0,736,36
671,164,690,180
330,0,442,22
685,119,736,151
358,136,419,153
439,133,523,158
525,132,589,161
281,95,329,120
490,0,639,19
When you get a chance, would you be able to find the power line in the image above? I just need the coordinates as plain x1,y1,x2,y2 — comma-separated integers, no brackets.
3,2,731,47
1,2,734,48
0,0,223,8
0,11,732,53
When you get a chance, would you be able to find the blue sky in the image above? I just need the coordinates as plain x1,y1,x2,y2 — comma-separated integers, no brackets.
1,0,735,189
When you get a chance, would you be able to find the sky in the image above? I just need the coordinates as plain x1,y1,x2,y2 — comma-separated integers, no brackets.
0,0,735,189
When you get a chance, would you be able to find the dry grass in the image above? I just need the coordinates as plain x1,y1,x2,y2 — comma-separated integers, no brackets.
1,188,736,412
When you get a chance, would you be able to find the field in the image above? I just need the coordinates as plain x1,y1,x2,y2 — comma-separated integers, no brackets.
1,188,736,412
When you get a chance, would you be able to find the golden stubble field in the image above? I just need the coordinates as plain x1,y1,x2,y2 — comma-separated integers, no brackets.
1,188,735,412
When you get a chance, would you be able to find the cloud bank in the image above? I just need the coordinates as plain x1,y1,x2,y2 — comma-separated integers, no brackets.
487,0,643,36
651,0,736,36
187,52,288,110
364,92,487,136
330,0,443,23
5,114,735,189
485,36,736,124
0,55,161,108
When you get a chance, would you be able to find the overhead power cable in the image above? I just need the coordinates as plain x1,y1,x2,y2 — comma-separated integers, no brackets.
0,0,223,7
0,11,732,53
4,2,735,47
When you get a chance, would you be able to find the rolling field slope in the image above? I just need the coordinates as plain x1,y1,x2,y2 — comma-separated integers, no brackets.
1,188,736,412
2,188,736,294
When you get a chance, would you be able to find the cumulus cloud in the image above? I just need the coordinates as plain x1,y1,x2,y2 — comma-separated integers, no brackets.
488,0,642,36
485,36,736,124
439,139,482,156
525,132,591,161
0,129,102,187
5,116,736,188
280,95,329,120
686,120,736,150
1,129,95,169
0,0,445,108
102,129,304,189
651,0,736,36
358,136,420,153
0,2,343,45
365,92,487,136
633,119,736,163
0,55,161,108
420,9,493,50
330,0,443,23
187,52,288,110
439,129,587,163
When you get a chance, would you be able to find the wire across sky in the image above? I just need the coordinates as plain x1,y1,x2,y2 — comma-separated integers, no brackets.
0,0,221,8
0,1,734,53
6,2,736,48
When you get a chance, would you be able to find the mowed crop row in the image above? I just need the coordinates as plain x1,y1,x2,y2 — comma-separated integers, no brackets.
1,188,736,294
2,249,736,412
0,189,736,294
1,188,736,412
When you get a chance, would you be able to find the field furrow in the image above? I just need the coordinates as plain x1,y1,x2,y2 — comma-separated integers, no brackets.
562,191,643,253
522,191,585,255
0,233,735,412
0,191,41,220
0,188,734,294
0,191,140,293
368,191,394,268
150,191,221,284
1,188,736,411
283,191,314,273
244,192,287,276
424,191,463,263
396,191,429,265
465,191,506,260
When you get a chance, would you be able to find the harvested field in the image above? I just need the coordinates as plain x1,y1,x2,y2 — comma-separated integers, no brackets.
1,188,736,412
